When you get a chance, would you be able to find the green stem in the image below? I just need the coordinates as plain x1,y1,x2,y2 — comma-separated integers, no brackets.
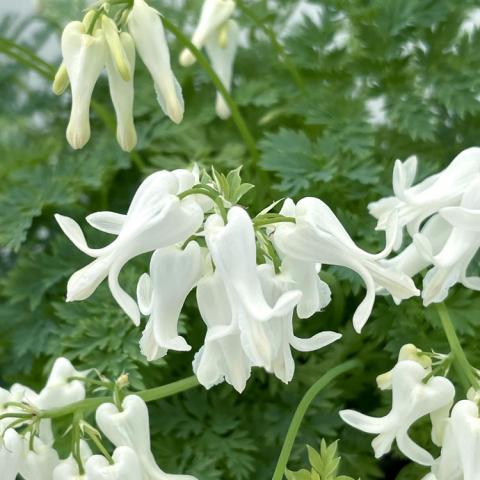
40,375,199,419
271,360,360,480
236,0,305,91
436,302,479,391
253,216,295,228
160,16,259,165
83,423,115,464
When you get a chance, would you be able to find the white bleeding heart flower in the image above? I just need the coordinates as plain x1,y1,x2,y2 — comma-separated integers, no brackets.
340,360,455,466
96,395,197,479
61,20,106,150
36,357,87,410
105,28,137,152
277,199,331,319
415,177,480,305
179,0,238,119
85,446,143,479
52,440,92,480
127,0,184,123
55,170,204,325
204,207,301,367
257,263,341,383
179,0,236,66
137,241,205,360
368,147,480,250
274,197,419,333
205,19,240,119
0,429,23,480
193,269,252,392
18,434,60,480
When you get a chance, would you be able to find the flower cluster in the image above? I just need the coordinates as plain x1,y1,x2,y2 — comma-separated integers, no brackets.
56,164,420,392
370,147,480,306
54,0,238,151
340,343,480,480
0,358,195,479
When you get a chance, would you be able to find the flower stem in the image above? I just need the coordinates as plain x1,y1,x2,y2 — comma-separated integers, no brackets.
271,359,360,480
235,0,305,92
160,16,259,165
39,375,199,419
436,302,479,392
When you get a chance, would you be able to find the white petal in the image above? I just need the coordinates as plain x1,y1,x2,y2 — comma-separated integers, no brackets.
106,31,137,152
205,20,240,119
128,0,184,123
62,22,106,149
440,207,480,231
179,0,236,66
86,211,126,234
136,273,153,315
290,331,341,352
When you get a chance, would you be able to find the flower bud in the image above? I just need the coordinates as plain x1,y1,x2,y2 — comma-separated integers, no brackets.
52,63,69,96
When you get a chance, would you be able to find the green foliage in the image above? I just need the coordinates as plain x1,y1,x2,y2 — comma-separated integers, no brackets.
286,440,357,480
1,0,479,479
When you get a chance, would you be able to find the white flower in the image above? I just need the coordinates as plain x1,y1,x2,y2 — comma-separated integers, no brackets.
127,0,184,124
179,0,238,119
193,269,252,392
340,360,455,466
85,446,143,479
274,197,419,332
137,241,205,360
55,170,204,325
53,441,92,480
368,147,480,250
36,357,87,410
430,400,480,480
204,207,301,367
96,395,197,479
179,0,236,67
18,434,60,480
380,214,452,292
0,429,23,480
415,177,480,305
205,20,240,119
277,199,331,319
104,24,137,152
257,264,341,383
62,21,106,149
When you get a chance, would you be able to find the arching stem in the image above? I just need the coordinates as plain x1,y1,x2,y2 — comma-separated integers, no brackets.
271,359,360,480
160,15,259,165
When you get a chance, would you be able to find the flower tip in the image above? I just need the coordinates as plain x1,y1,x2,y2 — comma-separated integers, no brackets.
66,123,90,150
215,97,231,120
117,125,138,152
179,49,196,67
168,104,184,124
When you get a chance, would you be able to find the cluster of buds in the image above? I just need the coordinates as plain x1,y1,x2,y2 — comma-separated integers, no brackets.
55,163,420,392
53,0,238,152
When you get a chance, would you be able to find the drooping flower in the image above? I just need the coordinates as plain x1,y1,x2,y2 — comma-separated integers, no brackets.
277,199,331,319
96,395,197,479
52,441,92,480
368,147,480,250
415,177,480,305
193,269,252,392
257,264,341,383
55,170,204,325
0,429,23,480
18,434,60,480
340,360,455,466
137,241,206,360
36,357,88,410
179,0,238,118
204,207,302,367
104,16,137,152
127,0,184,124
85,446,143,479
274,197,419,332
61,20,106,149
428,400,480,480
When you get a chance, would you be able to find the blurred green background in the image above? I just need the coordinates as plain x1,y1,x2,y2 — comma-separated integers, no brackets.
1,1,480,478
